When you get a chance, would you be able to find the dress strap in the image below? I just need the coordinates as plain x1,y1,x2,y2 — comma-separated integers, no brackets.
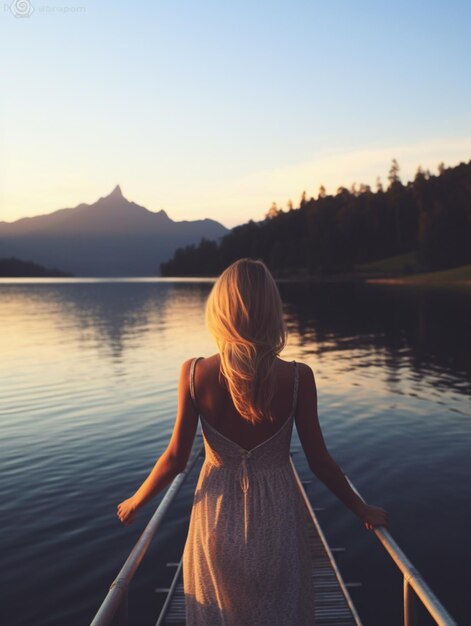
189,357,203,413
289,360,299,418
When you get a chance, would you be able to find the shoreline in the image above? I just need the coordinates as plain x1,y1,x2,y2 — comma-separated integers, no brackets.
365,277,471,286
1,264,470,287
272,272,440,284
275,268,471,287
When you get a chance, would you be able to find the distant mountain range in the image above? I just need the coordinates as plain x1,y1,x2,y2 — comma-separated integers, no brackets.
0,186,228,276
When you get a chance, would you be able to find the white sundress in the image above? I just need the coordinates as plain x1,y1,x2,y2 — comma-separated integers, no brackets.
182,357,315,625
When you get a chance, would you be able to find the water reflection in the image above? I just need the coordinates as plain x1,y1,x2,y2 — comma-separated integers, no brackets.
279,282,471,396
0,279,469,626
2,280,469,393
1,281,212,362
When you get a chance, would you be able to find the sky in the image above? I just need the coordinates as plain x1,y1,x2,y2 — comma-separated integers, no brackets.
1,0,471,229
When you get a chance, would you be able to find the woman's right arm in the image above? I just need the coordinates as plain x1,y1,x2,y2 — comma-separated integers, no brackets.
117,359,200,526
295,363,388,530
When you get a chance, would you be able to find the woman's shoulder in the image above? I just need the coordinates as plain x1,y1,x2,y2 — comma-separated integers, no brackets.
180,354,218,383
189,353,218,370
183,354,314,381
273,359,316,391
190,354,313,377
189,353,312,366
273,356,312,373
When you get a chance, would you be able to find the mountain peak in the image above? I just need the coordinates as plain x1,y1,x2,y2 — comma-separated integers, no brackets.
109,184,123,198
0,186,229,275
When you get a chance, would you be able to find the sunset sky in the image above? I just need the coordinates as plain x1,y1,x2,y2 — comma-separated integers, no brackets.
1,0,470,228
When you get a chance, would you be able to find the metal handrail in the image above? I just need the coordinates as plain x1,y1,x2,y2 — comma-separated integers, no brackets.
90,442,204,626
89,440,458,626
290,457,363,625
343,473,458,626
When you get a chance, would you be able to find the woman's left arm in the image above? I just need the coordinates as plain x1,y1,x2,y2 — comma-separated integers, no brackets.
117,358,199,526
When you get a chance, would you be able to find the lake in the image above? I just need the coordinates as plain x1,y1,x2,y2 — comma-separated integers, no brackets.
1,278,469,626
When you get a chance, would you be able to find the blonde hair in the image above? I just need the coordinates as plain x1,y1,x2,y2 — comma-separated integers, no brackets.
205,258,287,425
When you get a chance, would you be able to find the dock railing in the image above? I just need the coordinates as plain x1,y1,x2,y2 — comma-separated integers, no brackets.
343,473,458,626
89,437,458,626
89,442,205,626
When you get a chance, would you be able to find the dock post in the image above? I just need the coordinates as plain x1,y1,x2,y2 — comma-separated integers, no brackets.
404,578,418,626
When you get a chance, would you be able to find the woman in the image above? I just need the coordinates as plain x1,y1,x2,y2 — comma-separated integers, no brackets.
117,258,388,625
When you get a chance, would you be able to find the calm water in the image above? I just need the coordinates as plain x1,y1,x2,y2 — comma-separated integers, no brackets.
1,278,470,626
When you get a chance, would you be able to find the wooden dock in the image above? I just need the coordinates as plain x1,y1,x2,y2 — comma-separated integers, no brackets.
156,456,363,626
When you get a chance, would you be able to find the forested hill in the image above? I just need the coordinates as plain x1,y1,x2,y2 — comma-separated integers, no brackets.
160,159,471,277
0,257,73,277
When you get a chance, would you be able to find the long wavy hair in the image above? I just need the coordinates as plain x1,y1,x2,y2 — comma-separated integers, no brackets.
205,258,287,425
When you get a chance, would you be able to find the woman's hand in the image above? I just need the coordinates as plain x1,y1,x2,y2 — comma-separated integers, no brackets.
359,503,389,531
116,496,139,526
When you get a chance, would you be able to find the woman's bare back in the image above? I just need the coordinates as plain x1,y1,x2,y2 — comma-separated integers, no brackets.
191,353,301,451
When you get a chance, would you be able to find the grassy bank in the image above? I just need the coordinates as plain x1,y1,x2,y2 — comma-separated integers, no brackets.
365,264,471,286
275,255,471,287
354,251,421,275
